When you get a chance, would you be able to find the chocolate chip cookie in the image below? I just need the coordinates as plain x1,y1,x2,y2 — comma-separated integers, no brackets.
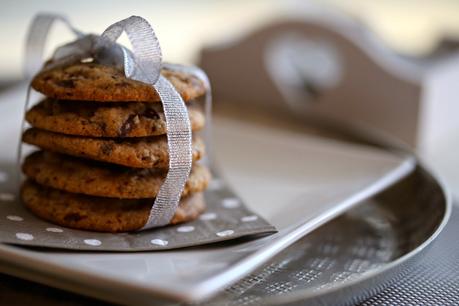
23,128,205,169
31,63,206,102
22,151,210,199
25,99,205,137
21,180,206,232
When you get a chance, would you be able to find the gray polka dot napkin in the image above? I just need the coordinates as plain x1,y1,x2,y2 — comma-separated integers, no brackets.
0,171,276,251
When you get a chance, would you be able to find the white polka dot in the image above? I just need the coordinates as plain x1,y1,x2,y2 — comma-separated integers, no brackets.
0,193,15,202
208,179,223,190
16,233,34,241
84,239,101,246
200,212,217,221
241,215,258,222
151,239,168,246
177,225,195,233
0,171,8,183
216,230,234,237
46,227,63,233
222,197,240,209
7,215,23,221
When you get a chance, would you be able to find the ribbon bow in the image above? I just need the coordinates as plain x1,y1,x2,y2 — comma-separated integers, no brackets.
23,13,211,230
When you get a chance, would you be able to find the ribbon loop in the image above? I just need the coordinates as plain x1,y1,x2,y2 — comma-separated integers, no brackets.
98,16,162,84
24,13,83,78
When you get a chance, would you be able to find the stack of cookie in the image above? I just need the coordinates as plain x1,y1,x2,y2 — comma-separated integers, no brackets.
21,62,211,232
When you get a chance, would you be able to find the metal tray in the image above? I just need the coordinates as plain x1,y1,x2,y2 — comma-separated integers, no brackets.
202,165,451,305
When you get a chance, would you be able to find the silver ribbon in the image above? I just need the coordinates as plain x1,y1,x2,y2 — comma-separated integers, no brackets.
163,63,213,165
24,14,195,229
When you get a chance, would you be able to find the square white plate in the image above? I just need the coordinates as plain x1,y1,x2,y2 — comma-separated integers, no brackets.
0,85,414,304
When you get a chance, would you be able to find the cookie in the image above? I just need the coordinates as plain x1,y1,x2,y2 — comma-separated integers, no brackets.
23,128,205,169
21,180,206,232
22,151,211,199
31,63,206,102
25,99,205,137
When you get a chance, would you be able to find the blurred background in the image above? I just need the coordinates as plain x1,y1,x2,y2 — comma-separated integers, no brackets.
1,0,459,191
1,0,459,80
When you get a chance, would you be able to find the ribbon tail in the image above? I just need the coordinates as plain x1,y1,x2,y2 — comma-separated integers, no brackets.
97,16,193,229
144,76,193,227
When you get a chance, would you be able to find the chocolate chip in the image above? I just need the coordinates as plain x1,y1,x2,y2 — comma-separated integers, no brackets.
56,79,75,88
117,81,130,87
119,114,136,137
141,156,152,162
100,142,114,155
99,122,107,133
143,108,160,120
64,213,85,222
